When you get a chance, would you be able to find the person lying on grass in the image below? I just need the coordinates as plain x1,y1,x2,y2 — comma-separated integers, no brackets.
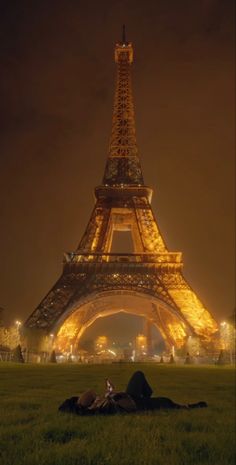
59,370,207,415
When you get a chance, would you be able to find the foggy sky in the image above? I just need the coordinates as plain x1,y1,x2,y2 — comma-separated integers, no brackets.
0,0,235,342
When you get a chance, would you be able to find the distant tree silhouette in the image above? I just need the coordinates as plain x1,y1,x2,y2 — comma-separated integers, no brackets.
185,352,192,364
49,350,57,363
217,350,224,365
12,344,24,363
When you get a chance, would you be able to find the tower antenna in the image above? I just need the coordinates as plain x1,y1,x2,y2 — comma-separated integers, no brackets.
122,24,126,44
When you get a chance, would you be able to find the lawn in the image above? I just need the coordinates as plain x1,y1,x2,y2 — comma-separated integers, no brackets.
0,363,235,465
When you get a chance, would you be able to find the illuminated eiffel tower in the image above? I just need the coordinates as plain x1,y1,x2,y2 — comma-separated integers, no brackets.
24,28,218,352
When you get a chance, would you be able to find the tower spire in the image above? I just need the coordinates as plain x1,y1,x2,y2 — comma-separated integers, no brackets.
102,32,144,186
122,24,126,44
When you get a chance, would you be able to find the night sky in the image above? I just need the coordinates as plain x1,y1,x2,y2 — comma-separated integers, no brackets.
0,0,235,342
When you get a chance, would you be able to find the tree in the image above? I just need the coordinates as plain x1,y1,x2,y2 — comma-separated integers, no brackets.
185,352,192,364
0,317,22,351
49,350,57,363
12,344,24,363
216,349,228,365
220,310,236,363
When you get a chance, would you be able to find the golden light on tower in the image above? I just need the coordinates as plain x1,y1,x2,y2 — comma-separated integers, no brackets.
24,29,219,354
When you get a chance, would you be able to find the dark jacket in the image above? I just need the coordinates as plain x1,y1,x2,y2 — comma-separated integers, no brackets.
59,392,137,415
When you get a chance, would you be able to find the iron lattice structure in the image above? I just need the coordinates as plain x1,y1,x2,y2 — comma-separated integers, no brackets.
24,32,218,352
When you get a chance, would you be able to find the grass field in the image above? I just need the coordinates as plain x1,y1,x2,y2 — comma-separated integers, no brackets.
0,363,235,465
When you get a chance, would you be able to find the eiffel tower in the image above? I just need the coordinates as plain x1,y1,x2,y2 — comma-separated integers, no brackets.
24,28,218,353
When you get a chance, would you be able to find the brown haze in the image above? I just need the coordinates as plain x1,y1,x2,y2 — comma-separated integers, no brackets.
0,0,235,342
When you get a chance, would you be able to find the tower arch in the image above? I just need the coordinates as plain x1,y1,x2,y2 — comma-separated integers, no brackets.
52,290,192,352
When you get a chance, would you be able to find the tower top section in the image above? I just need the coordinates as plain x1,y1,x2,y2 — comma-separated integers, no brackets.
101,28,145,188
114,25,133,64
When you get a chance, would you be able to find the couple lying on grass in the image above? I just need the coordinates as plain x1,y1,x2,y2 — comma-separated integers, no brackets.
59,370,207,415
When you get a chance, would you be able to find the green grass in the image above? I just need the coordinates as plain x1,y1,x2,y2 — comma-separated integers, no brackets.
0,363,235,465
